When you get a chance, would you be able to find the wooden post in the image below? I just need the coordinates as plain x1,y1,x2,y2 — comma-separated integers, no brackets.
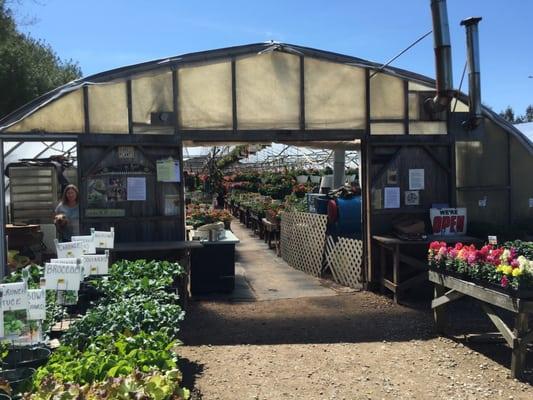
433,284,448,334
379,244,386,294
511,312,528,378
392,244,400,303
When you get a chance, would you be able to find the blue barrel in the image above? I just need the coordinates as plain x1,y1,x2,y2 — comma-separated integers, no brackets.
335,196,362,234
315,196,329,214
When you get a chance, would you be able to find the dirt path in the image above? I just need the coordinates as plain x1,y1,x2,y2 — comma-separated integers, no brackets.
179,292,533,400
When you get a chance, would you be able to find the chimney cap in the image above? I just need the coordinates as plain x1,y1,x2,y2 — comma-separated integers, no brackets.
460,17,482,26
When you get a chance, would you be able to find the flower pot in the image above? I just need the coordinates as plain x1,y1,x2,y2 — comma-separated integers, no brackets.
319,175,333,193
0,368,35,394
223,220,231,230
345,174,356,183
310,175,321,184
296,175,309,184
2,347,51,370
0,393,11,400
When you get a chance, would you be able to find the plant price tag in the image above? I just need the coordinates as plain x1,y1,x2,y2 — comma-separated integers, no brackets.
27,289,46,321
44,262,82,291
82,252,109,276
0,282,28,311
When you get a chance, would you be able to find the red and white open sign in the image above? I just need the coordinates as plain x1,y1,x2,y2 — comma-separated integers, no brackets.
430,208,467,235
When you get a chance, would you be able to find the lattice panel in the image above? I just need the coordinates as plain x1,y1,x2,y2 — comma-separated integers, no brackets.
324,235,364,289
280,212,328,277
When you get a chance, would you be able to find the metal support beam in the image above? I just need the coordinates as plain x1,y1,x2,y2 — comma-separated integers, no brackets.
333,148,345,188
0,139,6,279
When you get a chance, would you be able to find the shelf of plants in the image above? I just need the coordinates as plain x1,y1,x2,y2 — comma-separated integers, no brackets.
428,240,533,295
0,260,190,399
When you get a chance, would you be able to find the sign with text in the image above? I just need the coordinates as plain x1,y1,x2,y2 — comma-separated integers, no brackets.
82,252,109,276
44,262,82,291
91,228,115,249
71,234,96,254
0,282,28,311
27,289,46,320
430,208,467,235
54,240,85,259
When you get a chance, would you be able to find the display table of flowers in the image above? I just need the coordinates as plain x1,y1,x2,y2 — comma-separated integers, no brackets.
428,240,533,378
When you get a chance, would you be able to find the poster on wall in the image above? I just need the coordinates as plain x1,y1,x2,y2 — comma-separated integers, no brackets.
405,190,420,206
409,169,425,190
384,187,400,209
127,177,146,201
157,158,181,182
430,208,467,235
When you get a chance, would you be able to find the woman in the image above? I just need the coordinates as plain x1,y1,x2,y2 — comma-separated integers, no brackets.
54,184,80,242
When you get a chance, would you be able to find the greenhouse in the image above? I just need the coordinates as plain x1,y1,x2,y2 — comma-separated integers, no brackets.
1,7,533,397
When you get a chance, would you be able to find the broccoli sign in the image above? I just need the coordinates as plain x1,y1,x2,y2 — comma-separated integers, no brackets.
430,208,467,235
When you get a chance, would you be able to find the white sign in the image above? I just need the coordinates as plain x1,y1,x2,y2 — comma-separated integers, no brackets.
71,234,96,254
0,282,28,311
409,169,425,190
55,239,85,259
157,158,180,182
384,187,400,209
91,228,115,249
44,262,82,291
82,252,109,276
430,208,467,235
27,289,46,320
0,302,3,338
127,177,146,201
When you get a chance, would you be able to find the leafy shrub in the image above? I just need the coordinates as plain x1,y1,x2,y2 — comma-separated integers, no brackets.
34,331,178,386
61,292,184,350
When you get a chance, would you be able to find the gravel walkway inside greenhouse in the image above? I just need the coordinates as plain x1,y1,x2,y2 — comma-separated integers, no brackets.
179,291,533,400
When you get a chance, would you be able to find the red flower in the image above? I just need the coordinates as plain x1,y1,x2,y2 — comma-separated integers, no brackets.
501,275,509,288
454,242,464,251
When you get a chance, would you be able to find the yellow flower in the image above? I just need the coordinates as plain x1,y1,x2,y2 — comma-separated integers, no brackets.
512,268,522,277
501,265,513,275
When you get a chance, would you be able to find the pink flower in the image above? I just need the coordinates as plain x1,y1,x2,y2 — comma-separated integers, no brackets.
467,253,477,265
448,249,459,259
501,275,509,288
454,242,464,251
511,259,520,268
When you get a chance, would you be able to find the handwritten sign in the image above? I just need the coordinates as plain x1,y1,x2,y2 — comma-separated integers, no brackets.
91,228,115,249
82,252,109,276
0,282,28,311
71,234,96,254
27,289,46,320
430,208,467,235
44,262,82,291
54,239,85,259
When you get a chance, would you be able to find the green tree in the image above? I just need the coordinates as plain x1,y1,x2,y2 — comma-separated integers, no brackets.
0,0,81,118
525,105,533,122
499,106,516,123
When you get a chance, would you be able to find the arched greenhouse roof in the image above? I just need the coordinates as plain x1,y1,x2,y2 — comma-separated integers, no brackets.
0,41,531,154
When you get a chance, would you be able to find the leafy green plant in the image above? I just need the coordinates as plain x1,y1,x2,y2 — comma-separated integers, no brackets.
34,331,178,386
26,368,189,400
61,292,184,350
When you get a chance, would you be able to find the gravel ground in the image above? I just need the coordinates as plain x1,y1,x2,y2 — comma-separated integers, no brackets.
178,291,533,400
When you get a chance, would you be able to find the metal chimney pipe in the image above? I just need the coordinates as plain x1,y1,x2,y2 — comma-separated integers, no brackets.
461,17,483,128
426,0,454,113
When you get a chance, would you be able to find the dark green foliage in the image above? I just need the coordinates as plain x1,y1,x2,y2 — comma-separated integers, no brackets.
0,1,81,118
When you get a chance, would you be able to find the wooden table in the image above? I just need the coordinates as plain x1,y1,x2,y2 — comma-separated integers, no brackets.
262,218,280,256
373,235,482,303
429,270,533,378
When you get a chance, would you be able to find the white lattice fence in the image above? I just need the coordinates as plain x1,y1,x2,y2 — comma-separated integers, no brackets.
324,235,364,289
280,212,327,277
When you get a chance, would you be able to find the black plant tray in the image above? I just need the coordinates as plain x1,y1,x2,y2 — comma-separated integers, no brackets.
2,347,50,370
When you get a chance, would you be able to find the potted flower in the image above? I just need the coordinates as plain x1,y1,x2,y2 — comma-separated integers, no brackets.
294,169,309,184
309,168,321,184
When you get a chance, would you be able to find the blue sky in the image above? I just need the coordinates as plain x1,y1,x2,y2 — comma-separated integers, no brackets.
12,0,533,115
